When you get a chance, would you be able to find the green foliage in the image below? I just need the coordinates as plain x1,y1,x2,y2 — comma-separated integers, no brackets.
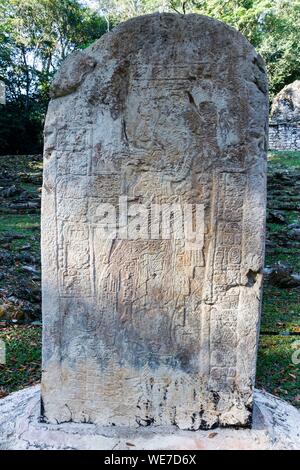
0,0,300,153
95,0,171,21
0,101,45,154
0,0,107,154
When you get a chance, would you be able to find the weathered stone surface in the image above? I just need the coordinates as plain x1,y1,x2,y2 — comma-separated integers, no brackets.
269,80,300,150
271,80,300,123
41,13,268,429
1,386,300,450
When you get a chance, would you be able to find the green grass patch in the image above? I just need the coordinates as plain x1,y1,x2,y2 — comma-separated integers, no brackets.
256,335,300,407
0,213,40,234
267,222,286,235
0,213,40,259
261,284,300,333
0,325,41,397
268,150,300,169
266,249,300,273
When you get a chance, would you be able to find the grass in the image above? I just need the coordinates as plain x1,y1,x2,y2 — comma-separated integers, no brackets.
0,153,41,259
268,150,300,169
261,285,300,333
0,155,41,304
256,335,300,407
0,325,41,397
254,150,300,406
0,213,40,235
0,151,300,407
0,213,40,253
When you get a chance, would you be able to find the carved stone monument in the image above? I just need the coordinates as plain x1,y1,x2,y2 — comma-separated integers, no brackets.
41,13,268,429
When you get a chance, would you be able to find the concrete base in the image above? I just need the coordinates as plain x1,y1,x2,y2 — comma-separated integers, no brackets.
0,385,300,450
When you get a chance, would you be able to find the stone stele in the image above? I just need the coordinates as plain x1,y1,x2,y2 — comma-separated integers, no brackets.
41,13,268,429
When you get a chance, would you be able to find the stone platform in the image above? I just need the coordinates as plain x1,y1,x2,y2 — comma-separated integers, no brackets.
0,385,299,450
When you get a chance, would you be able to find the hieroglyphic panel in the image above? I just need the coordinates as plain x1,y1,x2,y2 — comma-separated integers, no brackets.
58,222,94,297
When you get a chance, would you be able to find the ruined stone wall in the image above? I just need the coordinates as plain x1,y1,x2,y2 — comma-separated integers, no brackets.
269,80,300,151
269,122,300,151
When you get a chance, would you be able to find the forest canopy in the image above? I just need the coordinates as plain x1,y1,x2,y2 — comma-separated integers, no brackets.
0,0,299,154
